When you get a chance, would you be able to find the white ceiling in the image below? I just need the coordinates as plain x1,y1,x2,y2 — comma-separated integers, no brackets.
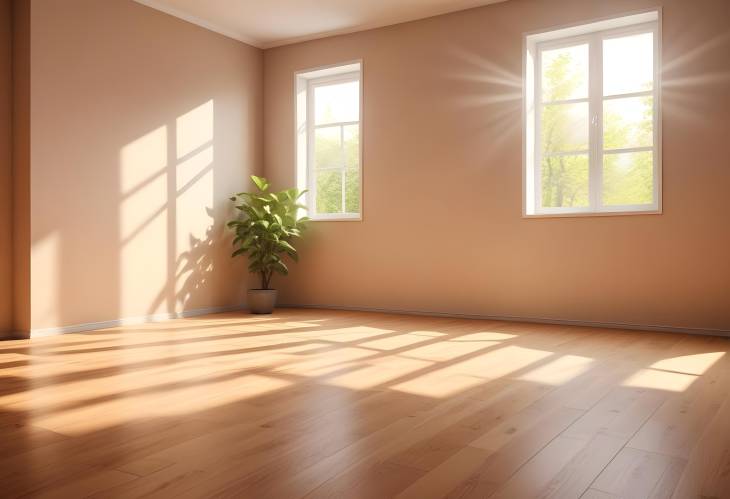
134,0,508,49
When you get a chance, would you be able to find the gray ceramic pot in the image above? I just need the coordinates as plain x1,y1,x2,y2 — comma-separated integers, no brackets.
247,289,277,314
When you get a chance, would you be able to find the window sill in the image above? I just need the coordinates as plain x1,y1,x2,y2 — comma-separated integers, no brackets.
523,209,662,219
310,214,362,222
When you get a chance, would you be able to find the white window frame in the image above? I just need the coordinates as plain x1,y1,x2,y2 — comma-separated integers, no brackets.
295,61,363,221
523,10,662,217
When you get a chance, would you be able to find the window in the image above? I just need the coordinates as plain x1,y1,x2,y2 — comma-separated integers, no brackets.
524,11,660,216
296,62,362,220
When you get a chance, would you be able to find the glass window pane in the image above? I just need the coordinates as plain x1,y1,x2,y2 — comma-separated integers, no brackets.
344,125,359,168
345,168,360,213
541,44,588,102
343,124,360,214
541,102,589,153
316,170,342,214
314,80,359,125
314,126,342,169
541,154,589,208
603,151,653,206
604,96,653,150
603,33,653,96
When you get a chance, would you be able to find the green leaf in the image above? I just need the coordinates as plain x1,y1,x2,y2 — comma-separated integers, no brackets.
277,240,296,254
251,175,269,191
241,234,256,249
273,260,289,275
232,247,247,258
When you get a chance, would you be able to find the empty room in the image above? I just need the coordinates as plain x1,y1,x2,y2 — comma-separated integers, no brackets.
1,0,729,497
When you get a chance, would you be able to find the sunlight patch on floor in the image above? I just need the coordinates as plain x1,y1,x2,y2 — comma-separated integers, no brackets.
30,373,291,435
324,358,433,390
293,326,395,342
622,368,697,392
273,346,375,376
399,339,500,362
391,373,488,398
649,351,725,376
359,333,435,351
517,354,594,385
446,345,554,380
449,332,517,342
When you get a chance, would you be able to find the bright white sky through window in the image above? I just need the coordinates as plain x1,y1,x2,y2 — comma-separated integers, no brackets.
603,33,653,95
314,81,359,125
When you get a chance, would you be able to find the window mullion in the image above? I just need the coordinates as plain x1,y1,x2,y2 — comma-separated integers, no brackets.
340,124,346,213
314,120,358,129
307,82,317,216
534,48,543,212
588,34,603,211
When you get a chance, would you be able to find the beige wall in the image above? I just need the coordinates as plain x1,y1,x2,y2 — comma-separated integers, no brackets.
264,0,730,332
28,0,262,331
0,0,12,333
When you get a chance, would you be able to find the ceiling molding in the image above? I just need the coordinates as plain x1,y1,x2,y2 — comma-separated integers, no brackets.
133,0,264,47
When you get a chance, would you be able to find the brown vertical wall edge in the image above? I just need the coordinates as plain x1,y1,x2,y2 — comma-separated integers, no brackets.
11,0,31,337
0,0,13,336
0,0,30,338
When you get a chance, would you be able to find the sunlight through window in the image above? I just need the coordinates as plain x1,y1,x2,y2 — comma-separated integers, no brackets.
524,11,660,216
518,354,594,385
296,62,362,220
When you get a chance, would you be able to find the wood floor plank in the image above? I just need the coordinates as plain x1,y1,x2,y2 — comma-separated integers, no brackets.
669,392,730,498
591,447,686,499
0,309,729,498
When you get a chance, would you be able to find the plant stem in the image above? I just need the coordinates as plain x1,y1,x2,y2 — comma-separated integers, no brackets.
260,270,272,290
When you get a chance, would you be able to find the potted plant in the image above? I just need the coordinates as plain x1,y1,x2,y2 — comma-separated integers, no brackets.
227,175,309,314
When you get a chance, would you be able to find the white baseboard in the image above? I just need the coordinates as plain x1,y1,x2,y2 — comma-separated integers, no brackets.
28,304,247,338
280,303,730,338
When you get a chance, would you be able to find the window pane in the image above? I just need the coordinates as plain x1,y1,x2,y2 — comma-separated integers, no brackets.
314,80,359,125
541,102,589,153
541,44,588,102
541,154,589,208
603,96,653,150
314,126,342,169
603,151,653,206
604,33,653,96
345,168,360,213
343,124,360,213
344,125,359,168
316,170,342,213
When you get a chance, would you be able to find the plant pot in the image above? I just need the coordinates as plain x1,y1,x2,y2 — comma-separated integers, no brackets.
247,289,277,314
